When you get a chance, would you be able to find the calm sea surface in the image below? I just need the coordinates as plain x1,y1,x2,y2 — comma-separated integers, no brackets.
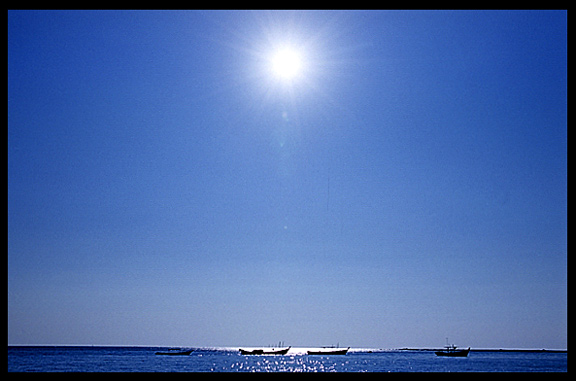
8,346,567,372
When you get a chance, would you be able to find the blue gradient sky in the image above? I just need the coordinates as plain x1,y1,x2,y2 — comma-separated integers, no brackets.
8,10,566,349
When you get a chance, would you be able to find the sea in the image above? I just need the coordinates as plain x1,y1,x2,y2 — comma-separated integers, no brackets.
7,346,567,372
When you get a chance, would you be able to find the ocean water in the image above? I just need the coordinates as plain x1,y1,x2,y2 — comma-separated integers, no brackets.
8,346,567,372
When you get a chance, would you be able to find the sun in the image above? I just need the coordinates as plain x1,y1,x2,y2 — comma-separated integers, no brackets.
270,48,303,81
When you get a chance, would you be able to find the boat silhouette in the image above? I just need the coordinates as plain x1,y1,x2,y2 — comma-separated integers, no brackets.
435,344,470,357
307,346,350,355
239,346,291,355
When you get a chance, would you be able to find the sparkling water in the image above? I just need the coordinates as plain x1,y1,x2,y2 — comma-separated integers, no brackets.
8,346,567,372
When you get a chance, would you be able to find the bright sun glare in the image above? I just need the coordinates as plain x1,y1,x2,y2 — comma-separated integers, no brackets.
271,48,302,81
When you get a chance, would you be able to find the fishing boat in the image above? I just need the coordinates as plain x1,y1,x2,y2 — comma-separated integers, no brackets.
307,347,350,355
435,344,470,357
239,346,291,355
155,349,194,355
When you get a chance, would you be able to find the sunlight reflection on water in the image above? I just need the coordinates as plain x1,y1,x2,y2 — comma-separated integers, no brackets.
230,355,343,372
7,347,568,372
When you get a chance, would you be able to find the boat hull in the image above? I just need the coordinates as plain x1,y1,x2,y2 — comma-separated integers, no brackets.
435,348,470,357
307,347,349,355
239,347,291,355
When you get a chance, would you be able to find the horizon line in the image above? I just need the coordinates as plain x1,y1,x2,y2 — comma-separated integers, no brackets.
7,344,568,352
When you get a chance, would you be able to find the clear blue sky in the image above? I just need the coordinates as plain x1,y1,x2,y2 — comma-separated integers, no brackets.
8,10,566,349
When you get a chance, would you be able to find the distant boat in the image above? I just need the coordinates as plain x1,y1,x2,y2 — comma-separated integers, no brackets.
435,344,470,357
307,347,350,355
155,349,194,355
239,346,291,355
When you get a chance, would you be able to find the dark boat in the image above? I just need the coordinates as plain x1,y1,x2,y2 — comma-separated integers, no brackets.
239,346,291,355
307,347,350,355
435,345,470,357
155,349,194,355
